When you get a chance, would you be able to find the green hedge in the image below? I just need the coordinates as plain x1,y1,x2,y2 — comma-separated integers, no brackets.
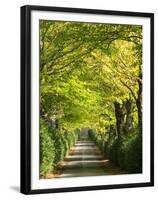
40,119,56,177
88,129,142,173
117,133,142,173
40,118,79,176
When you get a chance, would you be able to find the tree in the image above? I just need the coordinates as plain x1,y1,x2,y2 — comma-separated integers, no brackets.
39,20,142,145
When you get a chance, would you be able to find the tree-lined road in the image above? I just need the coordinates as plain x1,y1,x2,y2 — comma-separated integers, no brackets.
40,20,142,177
58,131,126,178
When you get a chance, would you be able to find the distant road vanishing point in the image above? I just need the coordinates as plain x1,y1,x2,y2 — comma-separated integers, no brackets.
47,128,127,178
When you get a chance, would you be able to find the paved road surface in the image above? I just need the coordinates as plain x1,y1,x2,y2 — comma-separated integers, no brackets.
57,130,126,178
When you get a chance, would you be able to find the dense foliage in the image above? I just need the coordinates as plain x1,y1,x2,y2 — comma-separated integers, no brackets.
40,20,142,175
40,118,79,177
88,129,142,173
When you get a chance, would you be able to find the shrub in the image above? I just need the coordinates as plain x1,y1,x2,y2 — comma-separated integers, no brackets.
53,131,66,163
66,132,76,149
89,129,142,173
40,118,80,176
105,138,120,164
40,119,55,177
121,134,142,173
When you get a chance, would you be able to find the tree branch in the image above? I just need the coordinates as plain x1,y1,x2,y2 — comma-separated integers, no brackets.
120,79,137,101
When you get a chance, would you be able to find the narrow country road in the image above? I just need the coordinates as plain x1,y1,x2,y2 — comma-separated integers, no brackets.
57,129,126,178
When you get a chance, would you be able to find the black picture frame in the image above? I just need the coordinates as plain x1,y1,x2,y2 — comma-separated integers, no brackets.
20,5,154,195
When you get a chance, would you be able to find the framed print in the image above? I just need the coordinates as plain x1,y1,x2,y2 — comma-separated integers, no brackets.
20,5,154,194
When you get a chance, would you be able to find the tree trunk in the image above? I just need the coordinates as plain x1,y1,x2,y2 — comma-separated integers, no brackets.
136,97,142,134
124,98,134,133
136,71,142,134
114,102,125,139
55,119,59,129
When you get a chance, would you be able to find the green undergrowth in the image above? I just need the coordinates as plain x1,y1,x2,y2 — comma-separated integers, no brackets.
88,129,142,173
40,118,79,177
